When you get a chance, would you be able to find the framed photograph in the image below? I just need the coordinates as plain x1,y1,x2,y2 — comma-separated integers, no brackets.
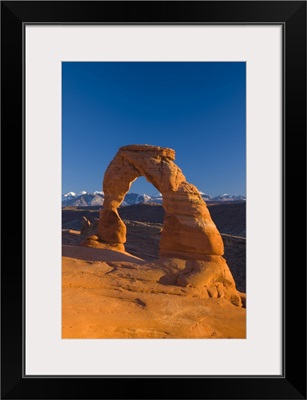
1,1,306,399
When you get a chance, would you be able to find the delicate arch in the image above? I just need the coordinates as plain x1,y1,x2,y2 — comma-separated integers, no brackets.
98,145,224,260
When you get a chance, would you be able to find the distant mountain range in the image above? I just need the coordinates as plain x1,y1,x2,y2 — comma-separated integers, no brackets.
62,191,246,207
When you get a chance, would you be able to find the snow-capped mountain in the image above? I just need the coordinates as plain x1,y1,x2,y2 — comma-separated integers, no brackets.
199,192,213,201
63,192,76,199
148,193,163,204
122,193,152,206
213,194,246,201
62,191,104,207
62,191,246,207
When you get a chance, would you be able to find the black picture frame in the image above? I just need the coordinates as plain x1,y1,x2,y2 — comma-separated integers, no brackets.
1,1,306,399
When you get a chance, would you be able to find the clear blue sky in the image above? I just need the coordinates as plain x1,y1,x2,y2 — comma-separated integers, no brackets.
62,62,246,197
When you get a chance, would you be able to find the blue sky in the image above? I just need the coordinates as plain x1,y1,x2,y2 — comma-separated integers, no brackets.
62,62,246,197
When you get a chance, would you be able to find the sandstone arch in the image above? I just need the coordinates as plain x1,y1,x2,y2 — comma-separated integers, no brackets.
98,144,224,260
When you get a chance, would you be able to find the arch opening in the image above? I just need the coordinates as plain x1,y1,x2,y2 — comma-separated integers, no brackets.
119,178,163,260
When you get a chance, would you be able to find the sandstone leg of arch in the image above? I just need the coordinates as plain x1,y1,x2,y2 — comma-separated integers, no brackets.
159,181,224,259
96,152,140,249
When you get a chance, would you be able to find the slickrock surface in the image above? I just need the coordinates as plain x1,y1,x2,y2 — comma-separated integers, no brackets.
62,245,246,339
63,224,246,292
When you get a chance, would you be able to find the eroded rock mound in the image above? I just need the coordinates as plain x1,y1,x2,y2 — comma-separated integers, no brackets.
62,250,246,338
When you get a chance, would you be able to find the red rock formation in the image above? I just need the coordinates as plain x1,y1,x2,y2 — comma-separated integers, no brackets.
92,144,241,305
98,144,223,256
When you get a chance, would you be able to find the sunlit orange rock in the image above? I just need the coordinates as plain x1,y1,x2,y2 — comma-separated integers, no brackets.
90,144,241,305
99,144,223,255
